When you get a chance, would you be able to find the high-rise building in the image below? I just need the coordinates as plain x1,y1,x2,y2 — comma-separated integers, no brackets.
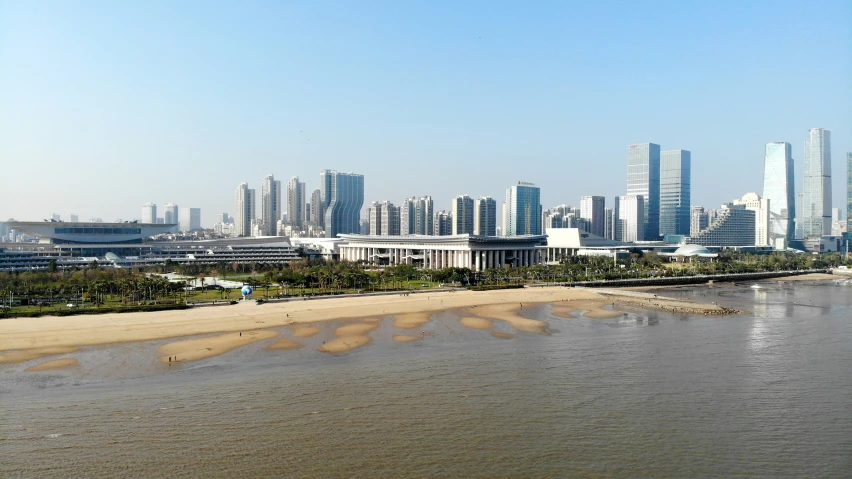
762,142,795,243
627,143,661,240
505,182,542,236
259,174,282,236
216,213,231,224
434,211,452,236
320,170,364,238
179,207,202,232
163,203,179,232
474,196,497,236
847,152,852,234
51,213,61,221
69,214,78,222
733,193,770,246
659,149,691,236
310,188,324,228
286,176,305,231
690,206,708,237
141,203,157,224
686,203,756,246
401,196,433,235
616,195,644,242
803,128,832,237
234,182,256,237
603,208,613,240
579,196,605,236
451,195,475,235
367,201,400,236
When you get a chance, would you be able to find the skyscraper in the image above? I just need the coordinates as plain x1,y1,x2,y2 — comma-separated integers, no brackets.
505,182,542,236
474,196,497,236
367,201,400,236
451,195,475,235
434,211,452,236
310,188,324,228
180,207,202,232
616,195,644,242
163,203,179,232
603,208,613,240
260,174,282,236
627,143,661,240
847,152,852,234
234,182,256,237
320,170,364,238
401,196,434,235
286,176,305,231
142,203,157,224
803,128,832,237
579,196,605,237
690,206,708,237
659,149,691,237
762,142,795,243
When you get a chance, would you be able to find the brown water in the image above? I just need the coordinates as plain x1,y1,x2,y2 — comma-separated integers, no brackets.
2,281,851,478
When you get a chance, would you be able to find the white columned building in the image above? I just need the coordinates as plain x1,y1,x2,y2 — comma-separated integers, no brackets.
337,234,547,271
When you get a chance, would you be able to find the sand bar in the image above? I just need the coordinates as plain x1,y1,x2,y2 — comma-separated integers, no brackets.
158,330,279,363
459,317,493,329
266,337,303,350
490,332,514,339
466,304,549,334
772,273,836,281
0,287,728,354
392,334,422,343
0,346,81,365
551,300,622,319
25,358,79,372
393,312,432,329
317,322,379,354
291,325,321,338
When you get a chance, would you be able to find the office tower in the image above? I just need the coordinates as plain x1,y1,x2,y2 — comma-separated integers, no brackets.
69,214,78,222
434,211,452,236
604,208,613,240
216,213,231,224
141,203,156,224
234,182,256,237
627,143,661,240
612,197,621,241
320,170,364,238
686,203,756,246
451,195,475,235
163,203,178,233
258,174,282,236
51,213,60,221
505,182,542,236
659,150,691,236
310,189,324,228
733,193,770,246
401,196,434,235
286,176,305,231
616,195,644,242
832,207,841,224
848,153,852,233
579,196,605,236
474,196,497,236
762,142,795,243
803,128,832,237
501,202,508,236
795,192,804,238
543,210,564,232
690,206,708,237
179,207,201,232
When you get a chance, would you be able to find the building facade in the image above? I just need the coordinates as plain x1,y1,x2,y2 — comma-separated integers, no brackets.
234,182,256,237
434,211,452,236
163,204,179,233
367,201,400,236
603,208,613,240
451,195,475,235
141,203,157,224
286,176,305,231
690,206,709,237
474,196,497,236
659,149,691,236
310,188,324,229
505,182,542,236
762,142,795,243
686,204,756,246
260,174,282,236
401,196,434,235
615,195,644,242
848,152,852,234
321,170,364,238
179,207,201,233
627,143,661,240
803,128,832,237
579,196,605,237
733,193,770,246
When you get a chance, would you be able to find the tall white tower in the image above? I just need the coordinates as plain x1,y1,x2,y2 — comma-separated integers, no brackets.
261,174,282,236
234,182,256,237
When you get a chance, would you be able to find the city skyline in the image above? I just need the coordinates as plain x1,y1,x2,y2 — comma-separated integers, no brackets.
1,2,849,226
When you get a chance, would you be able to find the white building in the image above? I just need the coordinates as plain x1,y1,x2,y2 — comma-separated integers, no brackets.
287,176,306,231
451,195,475,235
803,128,832,237
733,193,770,246
580,196,605,237
368,201,400,236
401,196,434,235
474,196,497,236
261,174,282,236
141,203,157,224
338,234,547,271
686,203,756,247
234,182,256,237
179,207,201,233
615,195,645,242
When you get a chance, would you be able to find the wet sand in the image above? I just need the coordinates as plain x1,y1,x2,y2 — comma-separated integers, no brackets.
490,332,515,339
291,325,321,338
459,317,493,329
393,312,432,329
266,337,303,350
24,358,79,372
0,346,81,364
317,322,379,354
466,304,549,334
392,334,423,343
551,300,622,319
158,330,279,363
772,273,836,281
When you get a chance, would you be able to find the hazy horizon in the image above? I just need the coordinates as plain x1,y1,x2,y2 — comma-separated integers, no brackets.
2,1,850,227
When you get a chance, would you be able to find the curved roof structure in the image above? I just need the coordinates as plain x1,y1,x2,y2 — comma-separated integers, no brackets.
672,244,717,257
338,234,547,246
5,221,176,244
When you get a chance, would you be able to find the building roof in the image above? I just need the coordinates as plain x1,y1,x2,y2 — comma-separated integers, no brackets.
6,221,177,244
338,234,547,246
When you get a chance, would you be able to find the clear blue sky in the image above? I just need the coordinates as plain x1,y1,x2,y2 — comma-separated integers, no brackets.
1,0,850,226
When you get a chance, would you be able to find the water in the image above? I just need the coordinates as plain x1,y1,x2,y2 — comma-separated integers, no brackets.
2,281,851,478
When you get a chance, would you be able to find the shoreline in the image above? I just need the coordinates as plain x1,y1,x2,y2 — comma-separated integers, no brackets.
0,286,733,361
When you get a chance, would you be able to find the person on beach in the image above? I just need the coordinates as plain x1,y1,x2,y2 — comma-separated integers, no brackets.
240,332,242,337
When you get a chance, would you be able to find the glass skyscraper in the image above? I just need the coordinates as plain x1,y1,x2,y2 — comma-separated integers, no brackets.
803,128,832,237
320,170,364,238
762,142,795,242
627,143,660,240
659,149,691,236
505,182,541,236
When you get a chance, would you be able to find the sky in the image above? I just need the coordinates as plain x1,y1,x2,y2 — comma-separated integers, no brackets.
1,0,850,226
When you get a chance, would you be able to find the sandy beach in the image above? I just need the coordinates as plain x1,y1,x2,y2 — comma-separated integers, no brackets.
0,286,731,365
771,273,836,281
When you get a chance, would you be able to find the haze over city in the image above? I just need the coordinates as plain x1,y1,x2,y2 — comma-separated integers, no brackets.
1,1,850,226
